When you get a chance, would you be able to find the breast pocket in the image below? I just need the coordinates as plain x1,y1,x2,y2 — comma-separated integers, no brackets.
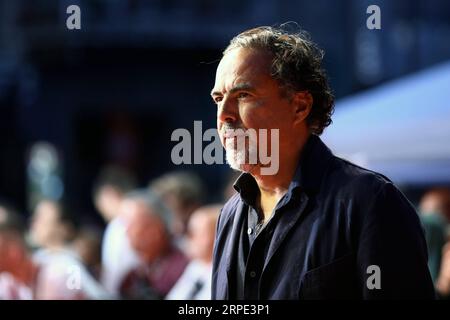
299,253,359,300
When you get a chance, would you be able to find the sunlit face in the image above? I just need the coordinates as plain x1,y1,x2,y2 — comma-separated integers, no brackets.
211,47,297,173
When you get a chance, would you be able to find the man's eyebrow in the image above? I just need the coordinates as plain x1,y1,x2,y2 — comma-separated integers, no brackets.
210,83,254,97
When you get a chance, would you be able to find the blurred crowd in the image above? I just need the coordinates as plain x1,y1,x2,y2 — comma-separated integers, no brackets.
419,187,450,299
0,166,239,300
1,165,450,300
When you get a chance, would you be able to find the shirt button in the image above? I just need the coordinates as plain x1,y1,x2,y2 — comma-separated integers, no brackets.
247,227,253,235
249,271,257,278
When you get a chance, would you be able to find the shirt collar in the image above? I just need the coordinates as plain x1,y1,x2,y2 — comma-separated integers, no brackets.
233,134,334,201
233,171,259,207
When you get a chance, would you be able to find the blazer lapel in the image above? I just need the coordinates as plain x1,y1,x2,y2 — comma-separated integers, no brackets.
262,192,309,273
220,200,246,299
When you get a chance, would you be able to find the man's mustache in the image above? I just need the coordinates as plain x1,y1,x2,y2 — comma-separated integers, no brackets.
221,125,248,138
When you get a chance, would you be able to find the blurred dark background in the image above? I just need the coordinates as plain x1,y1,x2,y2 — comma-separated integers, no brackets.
1,0,450,225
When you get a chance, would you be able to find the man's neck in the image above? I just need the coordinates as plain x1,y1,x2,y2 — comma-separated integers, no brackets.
252,157,298,222
250,133,310,221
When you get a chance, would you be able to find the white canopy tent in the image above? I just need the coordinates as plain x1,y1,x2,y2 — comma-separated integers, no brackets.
322,61,450,185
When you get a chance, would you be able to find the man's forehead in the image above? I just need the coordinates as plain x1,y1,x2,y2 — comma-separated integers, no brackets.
215,48,272,85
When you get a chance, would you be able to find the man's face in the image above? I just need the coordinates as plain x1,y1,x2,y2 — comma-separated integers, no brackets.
211,47,298,173
186,211,216,262
94,186,122,223
420,191,450,222
121,199,166,264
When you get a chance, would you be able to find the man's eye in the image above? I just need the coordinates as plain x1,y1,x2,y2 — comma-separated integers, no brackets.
214,97,223,104
237,92,250,99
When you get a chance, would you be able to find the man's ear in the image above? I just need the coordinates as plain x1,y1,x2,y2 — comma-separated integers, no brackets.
292,91,313,125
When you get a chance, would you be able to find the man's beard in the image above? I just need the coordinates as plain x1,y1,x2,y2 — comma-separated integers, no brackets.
225,133,258,172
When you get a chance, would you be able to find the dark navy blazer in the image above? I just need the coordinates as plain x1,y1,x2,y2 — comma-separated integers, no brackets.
211,134,435,299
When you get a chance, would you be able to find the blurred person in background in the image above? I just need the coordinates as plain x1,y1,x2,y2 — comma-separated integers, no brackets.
30,198,110,299
0,202,36,299
436,241,450,300
30,199,78,257
420,187,450,224
92,165,141,296
436,242,450,299
149,171,204,251
119,190,189,299
166,204,221,300
419,187,450,283
72,226,103,281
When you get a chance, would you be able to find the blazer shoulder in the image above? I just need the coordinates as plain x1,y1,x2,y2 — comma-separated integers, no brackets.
329,156,394,196
329,156,419,225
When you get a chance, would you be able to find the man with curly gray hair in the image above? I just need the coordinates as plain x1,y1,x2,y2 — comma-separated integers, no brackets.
211,25,434,299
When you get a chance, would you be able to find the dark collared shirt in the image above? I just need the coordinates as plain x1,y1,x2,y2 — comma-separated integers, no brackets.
233,175,280,299
212,134,435,300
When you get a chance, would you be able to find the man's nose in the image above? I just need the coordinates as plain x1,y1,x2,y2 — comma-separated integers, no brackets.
217,96,238,124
